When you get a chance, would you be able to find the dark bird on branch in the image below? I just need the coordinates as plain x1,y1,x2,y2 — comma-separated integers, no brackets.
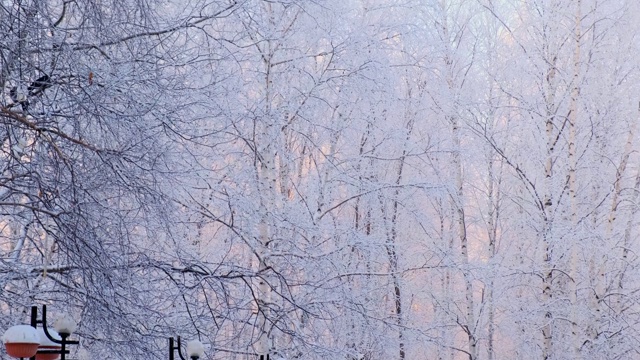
28,74,52,96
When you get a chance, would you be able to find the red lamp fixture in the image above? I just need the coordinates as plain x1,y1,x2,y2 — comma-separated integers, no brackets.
2,325,40,358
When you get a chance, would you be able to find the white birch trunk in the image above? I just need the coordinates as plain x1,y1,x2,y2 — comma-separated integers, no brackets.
452,115,476,360
568,1,581,356
486,153,499,360
255,3,276,353
618,150,640,296
542,39,557,360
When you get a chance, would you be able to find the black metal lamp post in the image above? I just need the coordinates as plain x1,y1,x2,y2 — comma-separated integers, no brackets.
169,336,204,360
30,305,79,360
2,305,79,360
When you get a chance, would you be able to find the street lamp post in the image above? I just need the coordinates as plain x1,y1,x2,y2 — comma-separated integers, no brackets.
169,336,204,360
30,305,79,360
2,305,79,360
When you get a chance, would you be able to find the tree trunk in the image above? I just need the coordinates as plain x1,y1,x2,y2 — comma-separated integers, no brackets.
542,35,557,360
568,0,581,356
452,114,476,360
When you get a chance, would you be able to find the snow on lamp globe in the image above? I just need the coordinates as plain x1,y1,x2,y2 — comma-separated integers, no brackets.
52,315,76,338
186,339,205,360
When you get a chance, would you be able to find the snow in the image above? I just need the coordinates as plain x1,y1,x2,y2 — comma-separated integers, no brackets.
53,315,77,335
37,328,61,347
2,325,40,344
186,340,205,357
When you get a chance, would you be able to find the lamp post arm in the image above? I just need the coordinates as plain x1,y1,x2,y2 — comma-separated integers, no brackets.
177,336,188,360
31,305,80,346
40,305,63,344
170,336,188,360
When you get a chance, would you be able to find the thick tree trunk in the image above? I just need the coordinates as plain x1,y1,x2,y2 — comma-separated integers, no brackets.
256,4,276,353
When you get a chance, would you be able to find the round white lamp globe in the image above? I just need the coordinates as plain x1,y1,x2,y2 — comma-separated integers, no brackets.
186,339,205,359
